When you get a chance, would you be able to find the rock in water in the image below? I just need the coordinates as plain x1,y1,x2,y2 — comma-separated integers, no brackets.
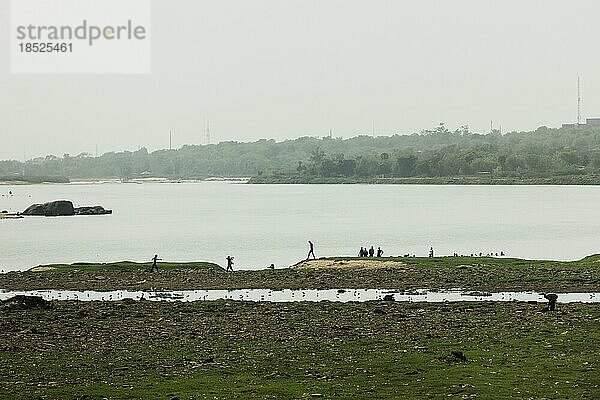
74,206,112,215
22,201,112,216
22,200,75,216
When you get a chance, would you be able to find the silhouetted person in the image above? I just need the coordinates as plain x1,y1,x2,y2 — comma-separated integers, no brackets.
545,293,558,311
429,247,434,258
268,263,275,269
358,247,365,257
149,254,161,272
377,247,383,257
500,251,505,256
368,246,375,257
306,241,316,260
226,256,234,272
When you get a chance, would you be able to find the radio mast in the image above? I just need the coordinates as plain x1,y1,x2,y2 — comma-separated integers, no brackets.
205,120,211,145
577,76,582,125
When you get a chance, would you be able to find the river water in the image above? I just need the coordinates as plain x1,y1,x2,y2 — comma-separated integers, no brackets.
1,182,599,271
0,288,598,304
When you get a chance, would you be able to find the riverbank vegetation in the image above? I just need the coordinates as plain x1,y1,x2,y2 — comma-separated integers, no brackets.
0,175,69,184
2,256,599,398
3,125,600,184
1,299,598,399
3,255,600,293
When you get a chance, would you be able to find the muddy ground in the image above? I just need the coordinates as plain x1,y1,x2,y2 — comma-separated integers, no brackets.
1,298,599,399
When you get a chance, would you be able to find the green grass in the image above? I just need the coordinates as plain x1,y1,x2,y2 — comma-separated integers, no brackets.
2,254,598,293
1,301,599,399
33,261,224,273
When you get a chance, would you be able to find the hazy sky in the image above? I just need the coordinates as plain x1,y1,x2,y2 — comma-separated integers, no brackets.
2,0,600,160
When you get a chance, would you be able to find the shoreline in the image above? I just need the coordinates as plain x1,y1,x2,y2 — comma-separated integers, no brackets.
2,256,600,293
2,257,600,399
4,175,600,186
247,174,600,185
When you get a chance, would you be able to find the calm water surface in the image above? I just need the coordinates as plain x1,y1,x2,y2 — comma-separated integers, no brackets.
1,289,598,303
1,182,599,271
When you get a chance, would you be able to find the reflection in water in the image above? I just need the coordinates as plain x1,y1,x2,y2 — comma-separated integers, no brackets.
0,288,598,303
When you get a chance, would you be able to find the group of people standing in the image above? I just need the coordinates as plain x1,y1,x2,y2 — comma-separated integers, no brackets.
358,246,384,258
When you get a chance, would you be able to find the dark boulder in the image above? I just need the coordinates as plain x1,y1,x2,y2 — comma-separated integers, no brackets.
22,201,112,216
23,200,75,216
75,206,112,215
449,351,468,362
2,295,52,310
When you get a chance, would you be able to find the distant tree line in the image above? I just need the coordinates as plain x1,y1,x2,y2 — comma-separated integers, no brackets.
2,124,600,182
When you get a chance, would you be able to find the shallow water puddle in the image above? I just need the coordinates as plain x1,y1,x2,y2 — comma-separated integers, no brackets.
1,288,599,303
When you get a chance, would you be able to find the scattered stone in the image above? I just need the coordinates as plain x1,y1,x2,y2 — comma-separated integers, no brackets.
450,351,468,362
2,295,52,310
404,369,424,375
75,206,112,215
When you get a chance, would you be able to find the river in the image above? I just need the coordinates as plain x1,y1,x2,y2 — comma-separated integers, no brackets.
1,182,599,271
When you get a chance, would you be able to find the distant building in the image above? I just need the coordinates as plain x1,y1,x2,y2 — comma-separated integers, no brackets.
562,123,578,129
562,118,600,129
586,118,600,126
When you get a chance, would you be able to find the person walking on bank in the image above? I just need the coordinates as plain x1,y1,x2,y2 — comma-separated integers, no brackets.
226,255,234,272
368,246,375,257
429,247,434,258
306,241,316,260
377,247,383,257
149,254,162,272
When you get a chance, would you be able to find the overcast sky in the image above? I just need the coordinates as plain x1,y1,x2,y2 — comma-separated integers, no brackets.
2,0,600,160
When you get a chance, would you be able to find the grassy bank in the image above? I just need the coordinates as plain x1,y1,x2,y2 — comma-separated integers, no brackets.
0,175,70,184
31,261,223,273
247,174,600,185
2,256,600,292
0,299,598,399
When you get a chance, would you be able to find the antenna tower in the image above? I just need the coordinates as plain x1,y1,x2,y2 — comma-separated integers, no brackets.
577,76,582,125
205,120,211,145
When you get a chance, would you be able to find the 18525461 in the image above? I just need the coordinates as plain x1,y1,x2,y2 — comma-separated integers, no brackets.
19,43,73,53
